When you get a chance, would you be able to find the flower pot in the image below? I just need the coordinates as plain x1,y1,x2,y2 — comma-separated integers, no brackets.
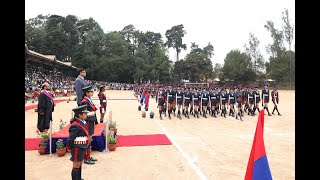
56,147,66,157
138,106,141,111
35,108,38,112
32,100,35,103
108,143,117,151
150,114,154,118
142,113,146,118
67,100,69,103
38,147,46,155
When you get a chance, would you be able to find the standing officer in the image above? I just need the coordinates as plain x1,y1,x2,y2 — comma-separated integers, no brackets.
98,85,107,123
81,86,98,164
67,105,89,180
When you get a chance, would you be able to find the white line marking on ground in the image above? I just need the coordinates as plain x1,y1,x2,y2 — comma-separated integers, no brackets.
154,119,208,180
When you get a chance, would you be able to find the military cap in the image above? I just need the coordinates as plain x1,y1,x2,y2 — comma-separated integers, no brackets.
82,85,94,92
72,105,89,115
99,85,106,90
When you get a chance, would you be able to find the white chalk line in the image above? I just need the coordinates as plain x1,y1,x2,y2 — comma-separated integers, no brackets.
154,119,208,180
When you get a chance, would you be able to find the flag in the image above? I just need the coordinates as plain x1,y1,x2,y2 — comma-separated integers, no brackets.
244,109,272,180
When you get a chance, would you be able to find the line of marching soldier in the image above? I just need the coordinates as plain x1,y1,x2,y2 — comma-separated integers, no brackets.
154,83,282,121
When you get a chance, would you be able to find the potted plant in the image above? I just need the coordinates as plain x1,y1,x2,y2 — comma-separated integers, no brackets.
32,99,35,103
108,135,117,151
37,132,49,155
138,105,141,111
141,109,146,118
150,111,154,118
55,139,66,157
108,121,118,134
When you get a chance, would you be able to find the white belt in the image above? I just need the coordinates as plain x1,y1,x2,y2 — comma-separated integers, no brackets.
229,97,234,99
75,136,88,141
249,96,253,98
202,98,208,100
177,96,182,98
194,98,198,100
168,95,172,97
102,100,106,102
87,111,95,116
221,98,226,100
211,97,216,99
185,98,190,99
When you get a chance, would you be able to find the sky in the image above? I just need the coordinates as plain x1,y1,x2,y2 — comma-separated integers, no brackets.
25,0,295,65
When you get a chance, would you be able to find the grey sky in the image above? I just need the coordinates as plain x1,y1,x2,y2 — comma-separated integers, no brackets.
25,0,295,65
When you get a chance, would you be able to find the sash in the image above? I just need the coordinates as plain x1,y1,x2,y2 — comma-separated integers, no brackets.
41,90,53,100
82,97,97,111
72,121,89,137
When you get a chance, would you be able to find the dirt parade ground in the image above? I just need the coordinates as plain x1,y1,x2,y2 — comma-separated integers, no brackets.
25,90,295,180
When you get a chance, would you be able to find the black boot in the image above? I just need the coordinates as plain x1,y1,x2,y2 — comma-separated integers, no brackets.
182,109,185,115
266,107,271,116
223,109,226,118
173,109,176,116
203,110,207,118
159,110,163,120
276,108,281,116
272,107,275,115
79,166,82,180
168,110,171,120
163,108,167,117
196,111,199,118
186,111,189,119
72,168,80,180
257,108,260,113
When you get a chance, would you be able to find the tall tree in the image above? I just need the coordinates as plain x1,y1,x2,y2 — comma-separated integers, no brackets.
222,49,255,83
165,24,187,61
282,8,294,86
244,33,265,76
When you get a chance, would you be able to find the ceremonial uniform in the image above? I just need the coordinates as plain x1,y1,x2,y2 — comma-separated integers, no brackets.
98,86,107,123
235,89,243,120
156,86,166,120
192,90,201,118
253,87,261,114
228,90,236,116
201,89,209,118
183,89,192,118
209,89,219,117
220,90,228,117
261,84,272,116
271,87,281,115
247,88,255,115
166,88,175,119
67,105,89,180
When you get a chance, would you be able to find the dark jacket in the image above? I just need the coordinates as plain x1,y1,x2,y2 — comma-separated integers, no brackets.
66,120,89,149
37,91,54,132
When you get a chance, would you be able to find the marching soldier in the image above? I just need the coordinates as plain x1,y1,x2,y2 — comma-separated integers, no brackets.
81,86,97,164
216,86,221,114
176,86,184,119
181,86,186,115
235,87,243,121
242,86,249,113
172,85,177,116
209,87,218,118
261,84,272,116
228,87,236,117
271,86,282,116
201,87,209,118
192,88,200,118
166,84,175,120
253,86,261,114
183,86,192,119
247,86,255,116
67,105,90,180
98,85,107,123
197,87,203,115
220,88,228,118
156,85,166,120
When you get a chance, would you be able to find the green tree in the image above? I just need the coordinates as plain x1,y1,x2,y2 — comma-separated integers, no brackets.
244,33,264,75
165,24,187,61
222,49,255,82
282,8,294,86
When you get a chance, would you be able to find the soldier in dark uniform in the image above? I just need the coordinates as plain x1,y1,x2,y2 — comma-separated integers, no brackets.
67,105,89,180
201,87,209,118
271,86,282,116
242,86,249,113
235,87,243,121
209,87,218,118
261,84,272,116
220,88,228,118
176,86,184,119
181,86,186,116
166,84,175,120
183,87,192,119
192,88,200,118
247,86,255,116
98,85,107,123
253,86,261,114
81,86,97,164
197,87,203,115
156,85,166,120
228,87,236,117
216,86,221,114
172,85,177,116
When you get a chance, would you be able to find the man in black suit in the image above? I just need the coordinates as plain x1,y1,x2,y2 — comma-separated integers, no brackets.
37,82,54,132
75,68,88,106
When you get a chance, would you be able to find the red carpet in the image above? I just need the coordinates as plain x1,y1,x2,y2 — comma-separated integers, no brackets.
25,99,67,111
116,134,172,147
25,138,42,150
53,123,106,138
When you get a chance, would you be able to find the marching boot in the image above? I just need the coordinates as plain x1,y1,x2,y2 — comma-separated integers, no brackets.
159,110,163,120
232,109,235,117
247,109,251,115
223,109,226,118
196,111,199,118
240,109,244,117
173,109,176,117
257,108,260,113
168,110,171,120
213,110,217,118
203,110,207,118
190,107,193,115
272,107,275,115
164,108,167,117
182,109,185,115
239,113,243,121
266,107,271,116
199,108,202,115
186,111,190,119
276,107,281,116
79,165,82,180
71,168,80,180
